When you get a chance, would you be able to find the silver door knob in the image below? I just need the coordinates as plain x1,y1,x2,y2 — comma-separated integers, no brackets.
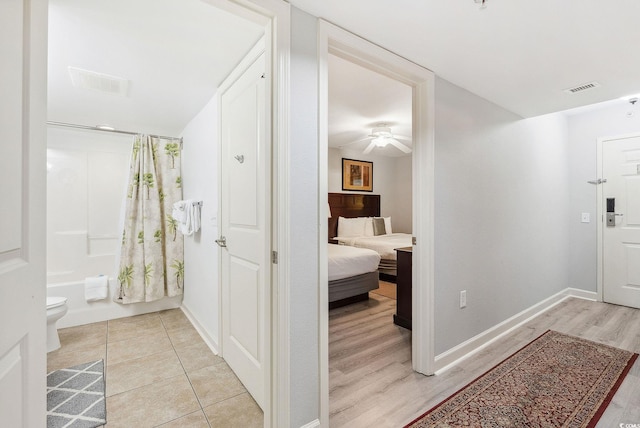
215,236,227,247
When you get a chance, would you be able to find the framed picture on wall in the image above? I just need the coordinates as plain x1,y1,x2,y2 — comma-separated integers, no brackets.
342,158,373,192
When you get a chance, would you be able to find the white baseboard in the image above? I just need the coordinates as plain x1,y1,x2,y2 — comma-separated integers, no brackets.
565,287,597,301
180,305,220,355
299,419,321,428
433,288,595,374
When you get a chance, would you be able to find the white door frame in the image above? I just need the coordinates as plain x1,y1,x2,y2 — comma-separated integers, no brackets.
317,20,436,426
205,0,290,426
596,132,640,303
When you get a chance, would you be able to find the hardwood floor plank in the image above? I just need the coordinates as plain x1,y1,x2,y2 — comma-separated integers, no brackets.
329,297,640,427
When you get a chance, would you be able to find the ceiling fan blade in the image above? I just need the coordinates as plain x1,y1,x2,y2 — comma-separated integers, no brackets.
339,136,372,148
363,141,376,154
393,135,412,141
389,138,412,153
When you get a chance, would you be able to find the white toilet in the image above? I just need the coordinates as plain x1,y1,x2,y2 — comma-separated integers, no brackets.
46,296,68,352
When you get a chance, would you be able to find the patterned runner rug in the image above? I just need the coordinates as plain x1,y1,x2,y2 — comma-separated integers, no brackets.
47,359,106,428
406,330,638,428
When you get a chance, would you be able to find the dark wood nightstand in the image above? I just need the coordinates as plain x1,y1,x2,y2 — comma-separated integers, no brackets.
394,247,412,330
328,238,339,244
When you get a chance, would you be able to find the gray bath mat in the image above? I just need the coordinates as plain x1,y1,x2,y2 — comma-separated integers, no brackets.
47,359,106,428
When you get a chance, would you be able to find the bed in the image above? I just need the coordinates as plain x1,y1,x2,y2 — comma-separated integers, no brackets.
334,233,412,275
328,193,412,277
328,243,381,308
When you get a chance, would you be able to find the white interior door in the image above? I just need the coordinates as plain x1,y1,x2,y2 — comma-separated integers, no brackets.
602,135,640,309
219,43,269,410
0,0,48,426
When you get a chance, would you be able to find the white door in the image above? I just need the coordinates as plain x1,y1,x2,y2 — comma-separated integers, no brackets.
219,43,269,410
0,0,48,426
602,135,640,309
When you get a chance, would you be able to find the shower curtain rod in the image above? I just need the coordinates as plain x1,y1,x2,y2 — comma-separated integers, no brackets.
46,121,183,142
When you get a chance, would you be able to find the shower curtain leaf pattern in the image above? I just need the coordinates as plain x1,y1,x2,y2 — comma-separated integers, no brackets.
132,139,140,163
165,142,180,169
144,263,153,287
116,135,184,303
171,259,184,290
167,215,178,242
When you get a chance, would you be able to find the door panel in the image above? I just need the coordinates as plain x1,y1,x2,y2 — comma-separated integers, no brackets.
220,45,268,410
603,136,640,308
229,257,260,361
0,0,48,426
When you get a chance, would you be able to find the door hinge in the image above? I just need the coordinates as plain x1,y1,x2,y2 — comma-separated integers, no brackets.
412,236,417,245
271,250,278,264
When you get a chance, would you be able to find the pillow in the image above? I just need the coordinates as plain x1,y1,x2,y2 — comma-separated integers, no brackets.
337,216,367,237
372,217,386,236
363,217,374,236
384,217,392,234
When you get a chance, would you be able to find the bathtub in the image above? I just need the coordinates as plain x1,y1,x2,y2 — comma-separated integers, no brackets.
47,278,182,328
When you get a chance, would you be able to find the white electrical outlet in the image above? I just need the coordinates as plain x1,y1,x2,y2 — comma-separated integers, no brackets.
460,290,467,308
581,213,590,223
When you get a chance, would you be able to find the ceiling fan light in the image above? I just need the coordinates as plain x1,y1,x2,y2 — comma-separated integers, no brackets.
373,137,388,147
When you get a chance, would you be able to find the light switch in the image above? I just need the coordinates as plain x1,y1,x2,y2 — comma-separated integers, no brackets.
581,213,590,223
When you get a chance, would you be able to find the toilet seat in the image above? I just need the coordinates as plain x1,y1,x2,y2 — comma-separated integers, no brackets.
47,296,67,309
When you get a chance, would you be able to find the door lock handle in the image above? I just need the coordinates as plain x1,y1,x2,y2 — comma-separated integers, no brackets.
606,213,623,227
215,236,227,247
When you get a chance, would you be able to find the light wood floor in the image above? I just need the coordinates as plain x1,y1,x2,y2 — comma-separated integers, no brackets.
329,295,640,427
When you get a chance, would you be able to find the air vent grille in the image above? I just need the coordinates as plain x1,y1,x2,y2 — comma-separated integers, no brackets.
563,81,601,94
68,67,130,97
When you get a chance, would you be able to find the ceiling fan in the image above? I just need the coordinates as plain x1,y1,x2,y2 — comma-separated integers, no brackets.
344,124,412,154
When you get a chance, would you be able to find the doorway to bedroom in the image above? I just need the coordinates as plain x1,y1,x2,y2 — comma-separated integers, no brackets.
320,20,435,425
326,51,415,425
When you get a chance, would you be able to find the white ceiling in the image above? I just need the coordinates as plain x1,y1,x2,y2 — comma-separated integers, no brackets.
47,0,263,136
328,54,413,157
49,1,640,152
291,0,640,118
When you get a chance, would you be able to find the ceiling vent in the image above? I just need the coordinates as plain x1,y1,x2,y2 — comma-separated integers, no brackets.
68,66,130,97
563,81,601,94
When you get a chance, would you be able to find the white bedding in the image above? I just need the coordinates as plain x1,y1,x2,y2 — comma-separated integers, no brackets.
328,244,381,281
335,233,412,260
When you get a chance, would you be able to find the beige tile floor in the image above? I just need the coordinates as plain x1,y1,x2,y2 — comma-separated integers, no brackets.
47,308,263,427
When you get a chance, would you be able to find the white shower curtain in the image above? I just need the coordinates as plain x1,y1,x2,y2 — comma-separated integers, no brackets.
116,135,184,303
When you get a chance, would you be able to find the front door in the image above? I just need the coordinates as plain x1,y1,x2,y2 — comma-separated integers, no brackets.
0,0,48,426
219,42,269,410
602,134,640,309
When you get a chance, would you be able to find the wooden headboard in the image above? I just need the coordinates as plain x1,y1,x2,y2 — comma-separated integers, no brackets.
328,193,380,241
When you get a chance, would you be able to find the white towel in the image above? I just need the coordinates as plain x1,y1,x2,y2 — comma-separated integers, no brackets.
85,275,109,302
173,199,201,236
172,200,188,224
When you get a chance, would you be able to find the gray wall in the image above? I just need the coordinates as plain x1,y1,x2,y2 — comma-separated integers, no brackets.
433,77,571,354
567,102,640,292
328,147,412,233
289,7,320,427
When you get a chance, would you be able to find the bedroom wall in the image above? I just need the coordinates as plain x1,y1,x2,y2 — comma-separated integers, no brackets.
566,101,640,293
433,77,570,355
180,94,220,347
328,147,412,233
